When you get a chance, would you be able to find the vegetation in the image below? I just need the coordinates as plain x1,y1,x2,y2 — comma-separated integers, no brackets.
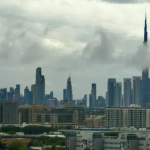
29,136,65,147
8,130,16,135
7,141,29,150
0,136,65,150
0,125,73,135
84,148,91,150
104,132,118,136
0,125,58,135
1,126,22,133
22,126,57,134
43,146,65,150
0,141,6,149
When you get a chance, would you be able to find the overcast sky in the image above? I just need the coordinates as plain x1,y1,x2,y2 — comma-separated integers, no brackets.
0,0,150,99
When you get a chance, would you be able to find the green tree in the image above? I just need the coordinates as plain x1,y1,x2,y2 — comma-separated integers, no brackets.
2,126,22,133
19,147,29,150
84,148,91,150
0,141,6,149
22,126,57,135
8,141,23,150
51,145,56,150
43,148,51,150
8,130,16,135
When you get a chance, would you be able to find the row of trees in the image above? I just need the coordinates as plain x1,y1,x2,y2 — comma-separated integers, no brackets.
0,125,73,135
0,125,57,134
0,141,28,150
0,136,65,150
29,136,65,147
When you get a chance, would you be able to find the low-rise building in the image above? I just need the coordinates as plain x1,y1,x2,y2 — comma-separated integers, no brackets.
19,105,47,124
66,128,150,150
33,108,79,126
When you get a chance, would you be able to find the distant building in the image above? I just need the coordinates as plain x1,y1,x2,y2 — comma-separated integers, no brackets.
124,78,132,107
7,92,13,100
66,77,73,102
142,13,150,107
33,109,78,126
91,83,97,108
105,107,150,128
63,89,67,102
14,84,21,102
133,76,142,105
47,98,58,108
0,88,7,100
50,91,53,99
33,105,85,126
89,94,92,108
97,96,105,108
31,84,36,104
83,94,87,107
19,105,47,124
107,78,116,107
35,68,45,105
114,82,122,107
0,100,19,124
24,87,33,105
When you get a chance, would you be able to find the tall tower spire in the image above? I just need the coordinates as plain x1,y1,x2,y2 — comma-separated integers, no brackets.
142,11,149,107
144,10,148,43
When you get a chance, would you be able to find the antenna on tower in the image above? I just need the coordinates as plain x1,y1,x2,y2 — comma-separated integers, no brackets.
145,7,147,19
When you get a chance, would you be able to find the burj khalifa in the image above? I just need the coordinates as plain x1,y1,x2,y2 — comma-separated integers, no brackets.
142,12,149,107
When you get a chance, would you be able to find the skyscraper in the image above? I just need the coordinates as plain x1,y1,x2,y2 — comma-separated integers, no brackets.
89,94,92,108
24,86,33,105
0,88,7,100
14,84,20,103
133,76,142,105
66,77,73,102
31,84,36,104
35,68,45,105
63,89,67,102
124,78,132,107
91,83,97,108
50,91,53,99
142,13,149,107
107,78,116,107
114,82,122,107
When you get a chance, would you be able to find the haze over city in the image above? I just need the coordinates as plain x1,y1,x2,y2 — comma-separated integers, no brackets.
0,0,150,99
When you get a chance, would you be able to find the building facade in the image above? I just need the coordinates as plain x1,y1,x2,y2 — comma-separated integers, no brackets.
133,76,142,105
124,78,132,107
66,129,150,150
107,78,116,107
66,77,73,102
105,107,150,128
114,82,122,107
0,100,19,124
91,83,97,108
19,105,47,124
35,68,45,105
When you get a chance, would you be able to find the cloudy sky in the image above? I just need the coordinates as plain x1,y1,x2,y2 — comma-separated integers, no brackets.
0,0,150,99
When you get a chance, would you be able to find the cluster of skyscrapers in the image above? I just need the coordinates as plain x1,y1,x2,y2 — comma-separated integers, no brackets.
106,14,150,108
0,15,149,110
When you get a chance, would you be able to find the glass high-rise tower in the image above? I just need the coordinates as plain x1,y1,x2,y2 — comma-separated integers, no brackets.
142,13,149,107
35,68,45,105
66,77,73,102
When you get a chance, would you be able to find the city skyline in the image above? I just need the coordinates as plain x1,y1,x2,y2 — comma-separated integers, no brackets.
0,1,150,99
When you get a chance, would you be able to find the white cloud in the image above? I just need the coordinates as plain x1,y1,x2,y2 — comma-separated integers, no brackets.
0,0,148,99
